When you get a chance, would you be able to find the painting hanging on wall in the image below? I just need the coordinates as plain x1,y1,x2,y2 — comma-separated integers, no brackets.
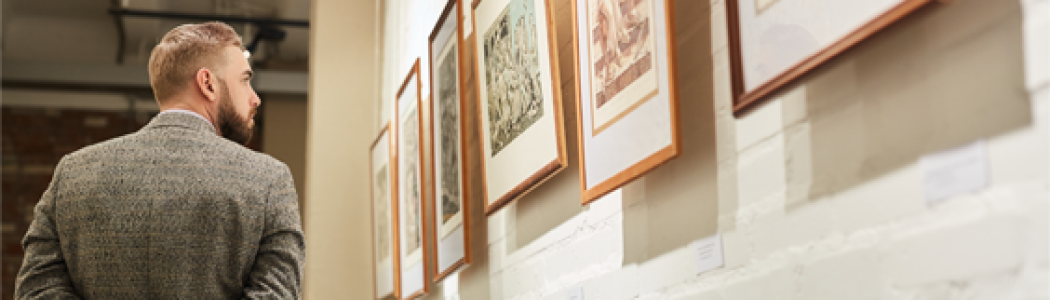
370,124,396,299
428,0,472,283
727,0,937,114
571,0,681,204
585,0,661,135
472,0,567,215
395,59,430,299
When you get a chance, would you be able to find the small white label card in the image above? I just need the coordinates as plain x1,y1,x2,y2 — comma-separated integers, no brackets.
566,284,584,300
693,233,725,275
920,140,989,204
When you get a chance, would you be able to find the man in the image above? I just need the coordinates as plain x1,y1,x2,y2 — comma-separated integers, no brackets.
15,22,305,299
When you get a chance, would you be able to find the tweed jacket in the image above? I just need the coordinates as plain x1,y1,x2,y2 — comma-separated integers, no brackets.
15,112,305,299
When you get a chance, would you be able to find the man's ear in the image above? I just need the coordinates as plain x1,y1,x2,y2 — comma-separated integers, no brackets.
195,68,218,103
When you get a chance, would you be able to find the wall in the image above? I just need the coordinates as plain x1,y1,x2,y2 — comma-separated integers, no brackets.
261,95,309,217
359,0,1048,299
302,0,378,299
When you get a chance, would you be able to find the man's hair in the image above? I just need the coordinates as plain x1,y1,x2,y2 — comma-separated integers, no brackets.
149,22,244,102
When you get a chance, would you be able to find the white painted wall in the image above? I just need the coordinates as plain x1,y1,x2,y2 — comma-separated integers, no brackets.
368,0,1048,299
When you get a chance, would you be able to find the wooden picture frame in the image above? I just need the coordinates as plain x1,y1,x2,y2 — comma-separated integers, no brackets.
371,124,396,299
571,0,682,204
394,59,430,299
727,0,939,115
427,0,472,282
471,0,568,215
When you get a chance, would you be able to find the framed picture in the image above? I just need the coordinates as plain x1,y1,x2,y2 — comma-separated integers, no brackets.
571,0,682,204
472,0,567,215
427,0,472,282
371,124,396,299
394,59,430,299
727,0,938,114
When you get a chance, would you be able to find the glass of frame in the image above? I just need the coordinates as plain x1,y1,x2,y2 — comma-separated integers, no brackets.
471,0,568,215
371,124,396,299
727,0,937,114
571,0,682,204
428,0,472,283
395,59,430,299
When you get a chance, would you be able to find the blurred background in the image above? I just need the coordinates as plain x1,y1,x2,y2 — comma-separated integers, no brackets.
2,0,310,298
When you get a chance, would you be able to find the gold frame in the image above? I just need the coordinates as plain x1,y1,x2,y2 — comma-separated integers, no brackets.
728,0,941,115
570,0,682,204
370,123,395,299
471,0,568,215
393,59,430,300
427,0,473,283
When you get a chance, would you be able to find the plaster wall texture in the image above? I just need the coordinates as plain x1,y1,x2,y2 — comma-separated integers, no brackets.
369,0,1049,298
304,0,378,299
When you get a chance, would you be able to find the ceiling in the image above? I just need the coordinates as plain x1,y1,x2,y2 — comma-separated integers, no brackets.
2,0,311,69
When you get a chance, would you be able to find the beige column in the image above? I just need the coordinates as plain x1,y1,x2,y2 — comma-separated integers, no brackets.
304,0,378,298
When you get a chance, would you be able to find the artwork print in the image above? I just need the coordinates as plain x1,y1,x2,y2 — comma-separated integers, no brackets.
401,107,423,258
587,0,659,134
436,41,464,237
483,0,545,155
374,165,391,261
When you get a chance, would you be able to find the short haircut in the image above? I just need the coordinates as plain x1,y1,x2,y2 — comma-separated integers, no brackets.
148,22,244,102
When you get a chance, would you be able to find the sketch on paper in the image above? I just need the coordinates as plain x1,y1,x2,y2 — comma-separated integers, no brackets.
587,0,659,133
483,0,545,155
401,108,423,257
436,42,463,237
374,165,391,261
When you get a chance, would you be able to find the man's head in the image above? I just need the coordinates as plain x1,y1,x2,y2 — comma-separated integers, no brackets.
148,22,260,145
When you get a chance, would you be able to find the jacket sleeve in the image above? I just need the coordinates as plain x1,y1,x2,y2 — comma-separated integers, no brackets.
15,160,81,299
244,165,306,299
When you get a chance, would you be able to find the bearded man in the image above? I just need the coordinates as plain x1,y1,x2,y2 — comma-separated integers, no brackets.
15,22,305,299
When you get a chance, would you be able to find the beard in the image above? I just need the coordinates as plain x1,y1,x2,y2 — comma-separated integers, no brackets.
216,79,255,145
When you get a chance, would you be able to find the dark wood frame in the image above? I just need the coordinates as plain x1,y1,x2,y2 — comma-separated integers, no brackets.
393,59,430,300
570,0,682,204
728,0,939,115
471,0,568,215
370,123,395,300
427,0,472,283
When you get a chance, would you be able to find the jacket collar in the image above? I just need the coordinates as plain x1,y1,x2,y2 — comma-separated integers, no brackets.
143,111,218,135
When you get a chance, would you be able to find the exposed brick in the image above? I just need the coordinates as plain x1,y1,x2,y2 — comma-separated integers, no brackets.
9,133,53,155
3,243,22,257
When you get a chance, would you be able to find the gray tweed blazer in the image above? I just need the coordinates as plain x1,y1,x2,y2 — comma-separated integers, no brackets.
15,112,305,299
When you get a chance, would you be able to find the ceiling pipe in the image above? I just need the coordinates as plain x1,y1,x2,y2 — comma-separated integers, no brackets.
108,8,309,27
108,8,309,64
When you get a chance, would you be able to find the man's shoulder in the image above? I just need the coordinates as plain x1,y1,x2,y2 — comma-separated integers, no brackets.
61,130,287,175
60,132,139,164
210,138,288,173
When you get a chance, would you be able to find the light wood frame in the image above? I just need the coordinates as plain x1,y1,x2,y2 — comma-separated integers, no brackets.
471,0,568,215
427,0,472,282
371,124,396,299
393,59,430,299
727,0,940,115
570,0,683,204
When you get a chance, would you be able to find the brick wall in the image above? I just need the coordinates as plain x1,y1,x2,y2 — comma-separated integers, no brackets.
398,0,1049,299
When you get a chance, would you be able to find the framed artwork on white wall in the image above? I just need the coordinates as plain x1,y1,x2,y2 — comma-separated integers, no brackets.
471,0,567,215
571,0,682,204
427,0,472,283
370,124,396,299
727,0,939,114
394,59,430,299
